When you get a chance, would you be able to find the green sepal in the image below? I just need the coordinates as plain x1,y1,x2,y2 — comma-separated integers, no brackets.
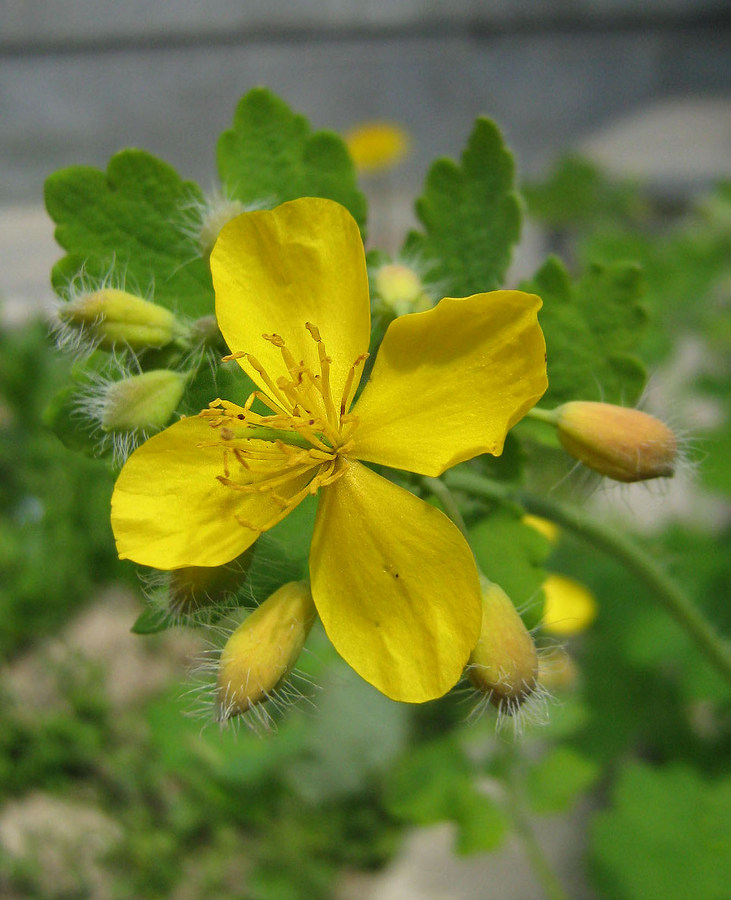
523,255,648,407
217,87,367,235
131,607,176,635
45,149,214,318
403,117,521,296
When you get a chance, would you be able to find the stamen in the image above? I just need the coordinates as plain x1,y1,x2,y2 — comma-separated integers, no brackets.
244,352,293,414
305,321,338,430
340,353,369,416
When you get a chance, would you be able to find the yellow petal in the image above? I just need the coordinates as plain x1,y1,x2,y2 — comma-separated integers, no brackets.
210,197,371,405
111,416,317,569
349,291,547,476
309,459,482,703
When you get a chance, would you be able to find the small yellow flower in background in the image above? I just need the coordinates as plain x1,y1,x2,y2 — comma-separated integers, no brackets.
344,121,411,174
522,513,560,545
217,581,316,724
374,263,433,316
541,573,598,636
111,197,547,703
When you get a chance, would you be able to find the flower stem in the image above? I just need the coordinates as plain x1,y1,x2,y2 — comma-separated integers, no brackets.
422,476,470,539
505,753,573,900
444,469,731,687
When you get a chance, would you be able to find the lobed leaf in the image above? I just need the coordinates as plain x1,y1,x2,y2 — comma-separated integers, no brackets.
404,117,521,296
217,87,367,234
45,149,214,318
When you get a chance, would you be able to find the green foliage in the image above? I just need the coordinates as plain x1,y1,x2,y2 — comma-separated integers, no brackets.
524,154,647,228
6,89,728,900
0,319,126,655
218,87,367,234
404,117,521,296
524,746,599,814
45,149,213,318
590,761,731,900
385,737,509,854
469,504,551,629
523,255,648,407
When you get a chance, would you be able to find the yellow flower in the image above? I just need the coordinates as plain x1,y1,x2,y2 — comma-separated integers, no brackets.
541,573,598,636
344,121,410,173
111,198,547,703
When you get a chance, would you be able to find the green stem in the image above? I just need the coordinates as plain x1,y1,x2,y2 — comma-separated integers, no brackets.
445,469,731,687
422,476,470,539
506,758,573,900
525,406,559,426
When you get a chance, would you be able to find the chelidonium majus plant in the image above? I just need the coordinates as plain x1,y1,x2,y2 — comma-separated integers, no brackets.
44,88,727,739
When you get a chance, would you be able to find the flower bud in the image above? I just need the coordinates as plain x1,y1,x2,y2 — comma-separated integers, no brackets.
217,582,316,721
541,573,597,636
554,401,677,482
468,580,538,711
101,369,187,434
374,263,432,316
58,289,184,351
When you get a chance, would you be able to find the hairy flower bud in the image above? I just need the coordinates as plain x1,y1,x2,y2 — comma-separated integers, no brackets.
57,288,185,351
468,580,538,712
541,573,597,636
216,582,316,721
553,401,677,482
101,369,187,434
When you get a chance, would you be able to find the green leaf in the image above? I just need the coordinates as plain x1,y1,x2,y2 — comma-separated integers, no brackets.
524,256,648,407
386,738,472,825
404,117,521,296
525,746,599,814
45,149,214,318
243,494,318,603
591,761,731,900
386,737,508,854
469,506,552,630
43,383,100,457
217,87,367,233
524,154,646,228
452,787,509,855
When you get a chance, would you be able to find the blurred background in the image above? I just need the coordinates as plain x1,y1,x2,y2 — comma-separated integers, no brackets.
2,0,730,316
1,2,730,899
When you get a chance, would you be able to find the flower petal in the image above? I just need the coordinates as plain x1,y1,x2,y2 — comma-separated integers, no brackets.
310,459,482,702
210,197,371,405
349,291,547,476
111,416,317,569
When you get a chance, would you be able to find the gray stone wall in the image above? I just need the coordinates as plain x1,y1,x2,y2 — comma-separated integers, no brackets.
1,2,729,204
